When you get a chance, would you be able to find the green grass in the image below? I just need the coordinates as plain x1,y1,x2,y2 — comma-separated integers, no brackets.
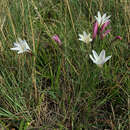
0,0,129,129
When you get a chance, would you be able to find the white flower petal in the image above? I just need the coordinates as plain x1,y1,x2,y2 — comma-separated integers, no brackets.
14,43,19,47
102,13,106,20
102,16,111,25
79,34,83,38
99,49,105,60
89,54,96,63
83,31,87,37
90,38,92,42
95,16,98,20
98,11,101,19
92,50,98,60
24,41,31,50
104,56,111,63
79,38,83,41
10,47,20,51
105,15,111,20
78,35,84,40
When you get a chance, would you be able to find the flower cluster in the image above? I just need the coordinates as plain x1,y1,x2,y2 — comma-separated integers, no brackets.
78,11,122,67
93,11,111,39
10,11,122,68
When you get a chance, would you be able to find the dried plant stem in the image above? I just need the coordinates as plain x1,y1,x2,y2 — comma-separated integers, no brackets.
0,16,6,40
65,0,76,36
32,62,37,102
28,0,37,102
128,96,130,129
7,7,16,39
31,0,51,37
1,29,6,40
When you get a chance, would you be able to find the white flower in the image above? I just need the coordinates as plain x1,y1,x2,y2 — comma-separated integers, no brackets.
78,31,92,44
10,38,31,54
95,11,111,27
89,49,111,67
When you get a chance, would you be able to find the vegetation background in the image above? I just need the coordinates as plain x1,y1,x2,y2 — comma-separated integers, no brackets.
0,0,129,129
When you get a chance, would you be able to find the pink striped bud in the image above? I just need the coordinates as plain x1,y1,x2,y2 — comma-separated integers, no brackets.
100,21,110,32
92,21,98,39
111,36,122,43
115,36,122,40
52,35,62,45
101,29,111,39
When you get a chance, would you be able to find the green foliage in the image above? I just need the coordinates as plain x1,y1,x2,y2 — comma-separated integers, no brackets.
0,0,129,129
